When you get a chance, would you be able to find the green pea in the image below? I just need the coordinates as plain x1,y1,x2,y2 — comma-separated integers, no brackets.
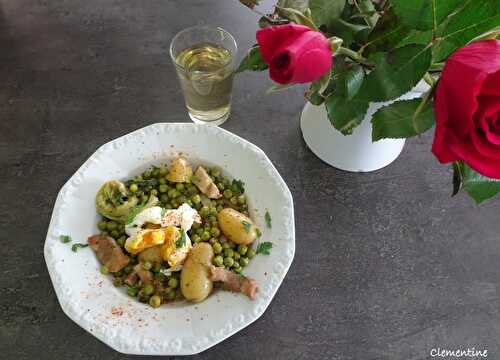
152,168,160,177
239,257,249,267
209,237,217,245
233,252,241,260
191,194,201,204
247,248,256,259
176,183,185,191
222,242,230,250
200,206,210,218
152,262,161,273
143,283,154,295
192,234,201,243
110,230,119,239
196,228,204,236
158,178,166,185
216,205,224,213
165,288,176,300
168,277,179,289
217,182,225,191
230,196,238,205
223,189,233,199
127,286,138,297
150,189,158,196
164,202,173,209
212,242,222,254
113,277,123,287
237,195,246,204
116,236,127,247
208,215,217,224
213,255,224,267
232,261,241,270
100,265,109,275
123,264,133,274
159,184,168,193
224,248,234,258
149,295,161,308
160,194,169,203
192,222,201,229
106,221,117,231
143,169,152,179
186,200,194,207
142,261,152,270
98,220,108,231
238,245,248,255
223,257,234,267
129,183,138,193
135,175,144,182
159,166,168,176
209,206,218,216
177,195,187,203
233,267,243,274
200,231,210,241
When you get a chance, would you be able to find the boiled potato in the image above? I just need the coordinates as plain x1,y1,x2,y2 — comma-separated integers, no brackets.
138,245,162,264
217,208,258,245
166,157,193,183
180,243,214,302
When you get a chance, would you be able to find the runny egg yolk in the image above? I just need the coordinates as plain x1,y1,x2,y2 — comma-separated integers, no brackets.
125,228,167,255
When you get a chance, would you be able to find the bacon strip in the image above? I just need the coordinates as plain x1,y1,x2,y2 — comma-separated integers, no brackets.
192,166,222,199
88,234,129,272
209,266,259,300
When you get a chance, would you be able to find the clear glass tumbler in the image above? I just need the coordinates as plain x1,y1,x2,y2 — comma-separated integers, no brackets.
170,25,238,126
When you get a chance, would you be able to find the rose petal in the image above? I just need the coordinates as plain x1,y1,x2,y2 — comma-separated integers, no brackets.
449,138,500,179
256,24,310,64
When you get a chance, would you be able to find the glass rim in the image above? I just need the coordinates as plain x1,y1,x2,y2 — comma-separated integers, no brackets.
169,25,238,73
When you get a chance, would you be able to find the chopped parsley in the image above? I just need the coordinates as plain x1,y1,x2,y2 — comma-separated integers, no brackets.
72,243,89,252
264,210,272,229
175,230,186,248
126,205,145,224
255,228,262,238
241,220,252,234
59,235,72,244
231,179,245,194
256,242,273,255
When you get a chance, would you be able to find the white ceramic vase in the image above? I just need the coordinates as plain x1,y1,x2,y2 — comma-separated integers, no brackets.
300,81,429,172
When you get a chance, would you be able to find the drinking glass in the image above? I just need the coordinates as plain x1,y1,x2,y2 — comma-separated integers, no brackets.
170,25,238,125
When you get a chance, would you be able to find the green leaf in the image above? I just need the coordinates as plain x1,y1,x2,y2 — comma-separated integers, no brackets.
457,162,500,204
126,204,145,224
362,7,411,54
357,0,380,28
310,0,346,29
452,161,462,197
237,47,268,73
433,0,500,61
275,6,317,29
305,81,325,105
277,0,308,12
256,242,273,255
175,230,186,248
392,0,462,31
329,18,370,47
231,179,245,194
59,235,72,244
239,0,261,9
371,98,434,141
358,44,432,102
72,243,89,252
325,63,368,135
241,220,252,234
265,210,272,228
397,30,433,47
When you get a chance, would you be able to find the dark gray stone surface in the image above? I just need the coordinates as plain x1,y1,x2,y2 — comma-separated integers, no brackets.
2,1,500,359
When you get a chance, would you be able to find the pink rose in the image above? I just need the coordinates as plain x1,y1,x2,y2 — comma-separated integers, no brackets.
256,24,332,84
432,40,500,178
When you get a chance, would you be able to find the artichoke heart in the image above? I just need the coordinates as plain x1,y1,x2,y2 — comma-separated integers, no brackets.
95,180,138,222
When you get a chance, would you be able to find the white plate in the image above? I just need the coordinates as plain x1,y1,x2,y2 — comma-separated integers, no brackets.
44,123,295,355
